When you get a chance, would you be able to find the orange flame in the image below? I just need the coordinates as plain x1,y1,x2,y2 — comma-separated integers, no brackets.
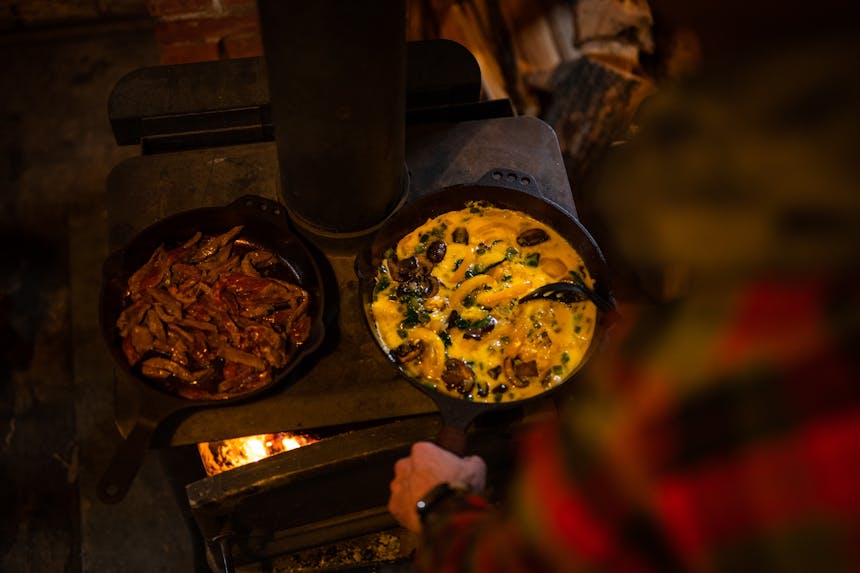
198,432,318,476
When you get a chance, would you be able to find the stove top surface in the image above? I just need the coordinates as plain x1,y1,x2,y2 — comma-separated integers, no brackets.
105,116,575,446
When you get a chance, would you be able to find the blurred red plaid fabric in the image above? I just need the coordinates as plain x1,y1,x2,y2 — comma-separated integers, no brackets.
415,274,860,572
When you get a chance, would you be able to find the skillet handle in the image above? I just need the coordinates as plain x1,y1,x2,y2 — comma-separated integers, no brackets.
435,425,468,455
433,404,481,455
97,415,158,504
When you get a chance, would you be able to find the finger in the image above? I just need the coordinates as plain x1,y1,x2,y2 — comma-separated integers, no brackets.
411,441,438,457
393,456,411,477
463,456,487,489
465,455,487,474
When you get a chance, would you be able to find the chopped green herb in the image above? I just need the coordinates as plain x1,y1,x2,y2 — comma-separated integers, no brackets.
505,246,518,260
397,329,408,339
419,232,430,243
561,351,570,364
552,365,564,375
439,331,452,347
455,314,495,331
373,275,390,296
400,295,431,328
401,306,430,328
453,258,464,271
525,252,540,267
383,247,395,259
574,325,581,334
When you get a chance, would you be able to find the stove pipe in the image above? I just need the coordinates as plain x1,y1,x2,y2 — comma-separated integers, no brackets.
257,0,407,236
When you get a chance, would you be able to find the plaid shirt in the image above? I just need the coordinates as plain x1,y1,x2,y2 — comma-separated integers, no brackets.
414,272,860,572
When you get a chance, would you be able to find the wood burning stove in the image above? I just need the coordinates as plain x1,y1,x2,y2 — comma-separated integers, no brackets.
100,7,583,568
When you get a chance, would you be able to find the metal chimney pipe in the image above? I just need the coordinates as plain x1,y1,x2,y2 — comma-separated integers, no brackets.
257,0,407,236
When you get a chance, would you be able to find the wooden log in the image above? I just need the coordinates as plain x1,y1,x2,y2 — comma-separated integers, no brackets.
500,0,562,74
573,0,654,72
541,55,654,191
574,0,654,50
439,1,509,100
546,1,578,61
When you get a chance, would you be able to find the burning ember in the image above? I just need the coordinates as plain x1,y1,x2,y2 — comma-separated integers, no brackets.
198,432,318,476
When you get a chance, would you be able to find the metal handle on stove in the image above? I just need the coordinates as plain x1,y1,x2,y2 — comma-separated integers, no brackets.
214,534,235,573
97,413,158,504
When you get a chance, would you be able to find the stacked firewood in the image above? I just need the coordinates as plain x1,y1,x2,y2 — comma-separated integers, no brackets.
409,0,703,301
407,0,700,189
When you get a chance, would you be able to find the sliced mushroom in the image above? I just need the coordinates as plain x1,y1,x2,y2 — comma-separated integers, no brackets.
451,227,469,244
396,274,439,298
475,381,490,398
391,340,424,363
386,253,400,275
462,316,496,340
396,280,423,298
447,310,460,328
441,358,476,394
514,359,539,378
516,228,550,247
426,240,447,263
423,275,440,297
393,255,433,281
541,370,554,388
397,256,420,278
457,378,475,395
503,356,536,387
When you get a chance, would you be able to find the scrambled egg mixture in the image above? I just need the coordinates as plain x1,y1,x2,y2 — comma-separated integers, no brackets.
370,202,597,403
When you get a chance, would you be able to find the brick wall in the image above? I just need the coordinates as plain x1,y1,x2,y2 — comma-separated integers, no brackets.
147,0,437,65
0,0,148,30
147,0,263,64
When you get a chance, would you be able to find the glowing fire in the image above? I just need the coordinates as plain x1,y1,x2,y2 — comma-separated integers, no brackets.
198,432,318,476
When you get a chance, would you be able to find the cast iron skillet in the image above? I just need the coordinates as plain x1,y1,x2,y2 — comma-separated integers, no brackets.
355,170,615,454
97,195,325,504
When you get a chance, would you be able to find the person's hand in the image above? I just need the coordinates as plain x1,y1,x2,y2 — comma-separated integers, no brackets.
388,441,487,532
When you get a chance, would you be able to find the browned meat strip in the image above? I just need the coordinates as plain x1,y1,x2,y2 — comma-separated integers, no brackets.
116,225,312,399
